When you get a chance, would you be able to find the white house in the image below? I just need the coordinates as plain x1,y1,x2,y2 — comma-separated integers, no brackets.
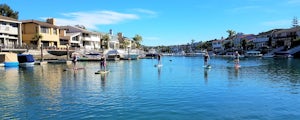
60,25,101,50
0,15,22,48
252,37,268,48
212,39,224,51
107,29,120,50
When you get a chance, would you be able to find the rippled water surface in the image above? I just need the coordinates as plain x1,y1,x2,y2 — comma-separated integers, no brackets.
1,57,300,120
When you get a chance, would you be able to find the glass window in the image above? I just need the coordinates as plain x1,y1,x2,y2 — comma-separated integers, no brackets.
53,29,57,35
41,26,49,33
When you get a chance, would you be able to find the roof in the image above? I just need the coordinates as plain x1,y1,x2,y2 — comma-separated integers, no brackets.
275,26,300,34
60,25,96,34
21,19,59,28
0,15,21,23
66,32,81,37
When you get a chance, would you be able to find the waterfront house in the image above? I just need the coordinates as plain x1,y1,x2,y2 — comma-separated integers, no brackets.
60,25,101,50
273,26,300,49
212,39,225,54
59,28,81,48
21,18,60,49
233,33,256,50
0,15,22,49
107,29,120,50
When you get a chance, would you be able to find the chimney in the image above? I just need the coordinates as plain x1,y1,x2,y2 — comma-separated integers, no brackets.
109,29,113,35
59,29,66,36
46,18,55,25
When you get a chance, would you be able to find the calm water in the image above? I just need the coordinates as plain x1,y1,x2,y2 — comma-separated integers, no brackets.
1,56,300,120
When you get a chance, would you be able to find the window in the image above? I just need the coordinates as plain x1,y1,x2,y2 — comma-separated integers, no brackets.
53,28,57,35
10,23,18,27
40,26,49,33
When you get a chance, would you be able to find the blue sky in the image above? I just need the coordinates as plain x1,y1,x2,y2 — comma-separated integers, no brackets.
2,0,300,46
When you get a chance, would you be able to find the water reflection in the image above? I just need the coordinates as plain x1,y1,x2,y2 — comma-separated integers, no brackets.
157,67,161,80
204,69,209,84
234,67,239,77
1,57,300,119
101,74,107,90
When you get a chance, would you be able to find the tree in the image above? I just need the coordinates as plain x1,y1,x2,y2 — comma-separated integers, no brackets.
32,33,43,48
101,34,110,49
191,39,195,52
241,38,248,51
133,34,142,48
292,16,298,27
123,39,131,48
226,30,236,38
224,41,232,50
0,4,19,19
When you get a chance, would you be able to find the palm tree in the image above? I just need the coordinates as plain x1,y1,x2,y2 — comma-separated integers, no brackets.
241,38,248,51
101,34,110,50
32,33,43,48
226,30,236,38
123,39,131,48
133,34,142,48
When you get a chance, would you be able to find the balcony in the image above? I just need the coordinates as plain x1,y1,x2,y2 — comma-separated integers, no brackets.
0,25,19,35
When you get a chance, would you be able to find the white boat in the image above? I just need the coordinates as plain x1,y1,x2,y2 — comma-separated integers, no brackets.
122,49,139,60
18,54,35,67
185,52,204,57
123,54,139,60
244,51,263,58
105,49,121,61
262,54,274,58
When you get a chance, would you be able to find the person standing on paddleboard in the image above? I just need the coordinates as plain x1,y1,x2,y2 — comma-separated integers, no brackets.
100,55,106,71
72,54,78,69
204,50,210,66
234,51,240,66
157,54,162,65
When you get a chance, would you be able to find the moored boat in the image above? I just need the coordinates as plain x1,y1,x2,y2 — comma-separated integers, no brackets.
123,54,139,60
244,51,262,58
0,52,19,67
18,54,35,67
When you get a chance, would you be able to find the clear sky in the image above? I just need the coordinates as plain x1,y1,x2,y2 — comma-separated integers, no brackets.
2,0,300,46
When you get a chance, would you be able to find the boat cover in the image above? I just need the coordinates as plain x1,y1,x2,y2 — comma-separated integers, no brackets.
18,54,35,63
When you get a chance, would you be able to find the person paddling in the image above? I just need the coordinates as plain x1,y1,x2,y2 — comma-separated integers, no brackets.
72,54,78,70
204,50,210,66
100,55,106,71
157,54,162,65
234,51,240,66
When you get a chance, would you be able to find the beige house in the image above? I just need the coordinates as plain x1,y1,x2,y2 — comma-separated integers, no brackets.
0,15,22,48
22,18,60,48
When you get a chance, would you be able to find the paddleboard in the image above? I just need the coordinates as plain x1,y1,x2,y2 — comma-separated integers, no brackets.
235,65,241,68
154,64,163,67
203,65,212,69
95,70,110,74
63,67,84,71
